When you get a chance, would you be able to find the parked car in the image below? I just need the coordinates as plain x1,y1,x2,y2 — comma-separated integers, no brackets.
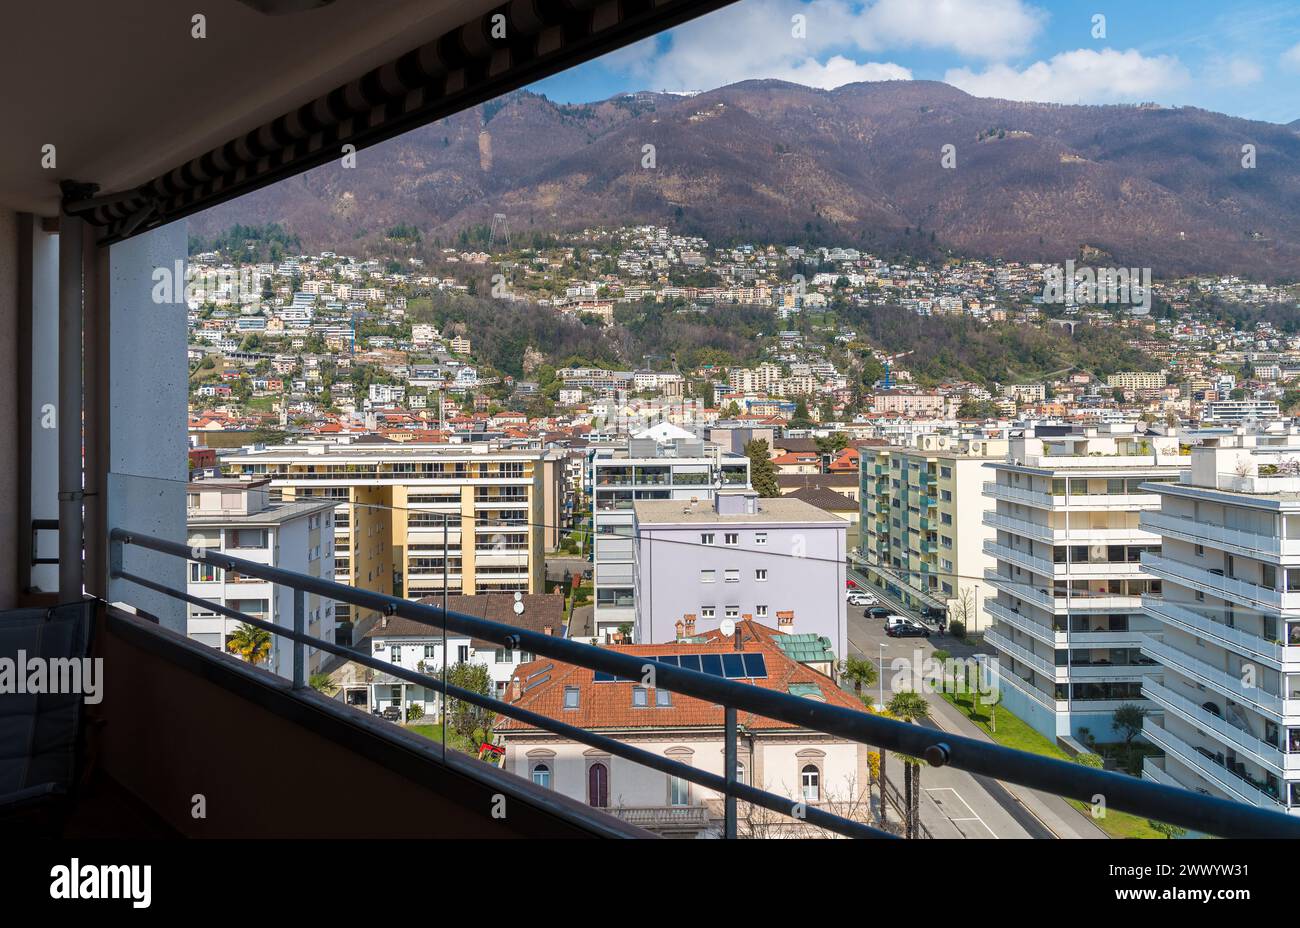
886,622,931,638
846,592,876,606
867,606,892,619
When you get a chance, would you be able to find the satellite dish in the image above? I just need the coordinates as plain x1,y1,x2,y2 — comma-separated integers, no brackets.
512,601,524,616
513,592,523,602
720,618,736,637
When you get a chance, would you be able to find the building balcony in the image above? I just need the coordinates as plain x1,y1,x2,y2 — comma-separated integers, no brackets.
1141,678,1290,775
1140,510,1300,561
1142,718,1286,811
983,511,1150,545
1139,634,1284,719
983,481,1054,509
985,600,1066,647
984,628,1061,680
1141,553,1299,612
1142,595,1291,668
983,570,1142,614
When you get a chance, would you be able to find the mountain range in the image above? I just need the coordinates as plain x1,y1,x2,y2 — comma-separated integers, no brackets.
192,80,1300,279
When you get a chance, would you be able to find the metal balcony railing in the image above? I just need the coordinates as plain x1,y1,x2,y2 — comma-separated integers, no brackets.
108,527,1300,839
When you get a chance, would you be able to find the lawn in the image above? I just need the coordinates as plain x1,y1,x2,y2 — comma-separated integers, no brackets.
406,723,480,755
942,692,1168,840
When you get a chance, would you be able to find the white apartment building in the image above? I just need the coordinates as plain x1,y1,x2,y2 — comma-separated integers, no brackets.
186,479,337,681
982,425,1183,741
1139,437,1300,815
588,431,750,642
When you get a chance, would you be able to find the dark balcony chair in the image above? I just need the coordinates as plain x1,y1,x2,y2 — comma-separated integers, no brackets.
0,601,94,834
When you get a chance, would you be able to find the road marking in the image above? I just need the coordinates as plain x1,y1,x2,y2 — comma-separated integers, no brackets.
926,786,998,839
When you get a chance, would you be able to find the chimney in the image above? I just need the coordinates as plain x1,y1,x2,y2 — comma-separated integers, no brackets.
543,625,553,636
675,619,685,640
510,676,521,700
684,614,696,637
776,610,795,633
381,616,389,630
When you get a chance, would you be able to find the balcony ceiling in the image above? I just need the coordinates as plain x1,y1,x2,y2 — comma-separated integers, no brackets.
0,0,500,215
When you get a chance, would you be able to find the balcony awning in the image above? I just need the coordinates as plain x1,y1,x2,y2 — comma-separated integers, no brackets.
67,0,737,243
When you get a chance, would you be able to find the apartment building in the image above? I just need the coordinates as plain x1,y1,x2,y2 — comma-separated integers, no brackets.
1107,371,1168,391
186,479,337,680
858,433,1008,628
1139,437,1300,815
632,490,848,656
588,433,750,641
223,440,565,636
982,425,1183,741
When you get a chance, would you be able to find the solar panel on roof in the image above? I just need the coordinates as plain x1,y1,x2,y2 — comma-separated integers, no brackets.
655,655,680,667
741,653,767,678
698,653,724,677
678,654,702,673
721,653,745,678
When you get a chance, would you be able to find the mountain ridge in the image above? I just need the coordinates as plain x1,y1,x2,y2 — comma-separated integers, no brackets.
191,80,1300,279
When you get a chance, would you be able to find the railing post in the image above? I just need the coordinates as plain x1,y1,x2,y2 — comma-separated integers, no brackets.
293,588,305,689
724,706,737,839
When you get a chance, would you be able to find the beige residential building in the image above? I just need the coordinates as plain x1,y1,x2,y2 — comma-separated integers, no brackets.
223,440,565,635
1107,371,1167,391
857,433,1008,627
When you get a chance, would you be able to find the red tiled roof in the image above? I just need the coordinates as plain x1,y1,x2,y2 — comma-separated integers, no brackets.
496,634,862,734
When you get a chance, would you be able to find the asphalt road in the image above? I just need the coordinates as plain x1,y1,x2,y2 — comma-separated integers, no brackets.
846,568,1056,839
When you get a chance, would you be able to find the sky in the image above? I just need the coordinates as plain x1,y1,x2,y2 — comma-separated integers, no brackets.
529,0,1300,124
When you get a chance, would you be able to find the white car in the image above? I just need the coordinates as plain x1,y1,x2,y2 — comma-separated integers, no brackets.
846,591,876,606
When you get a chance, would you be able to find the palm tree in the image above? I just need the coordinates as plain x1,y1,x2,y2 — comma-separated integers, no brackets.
842,656,877,700
227,622,272,666
887,690,932,838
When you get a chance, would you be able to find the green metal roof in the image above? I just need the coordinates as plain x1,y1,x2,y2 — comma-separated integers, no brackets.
773,633,836,664
787,683,824,699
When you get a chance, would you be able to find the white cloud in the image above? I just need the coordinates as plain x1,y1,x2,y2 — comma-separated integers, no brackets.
602,0,1042,92
854,0,1046,59
1208,56,1263,86
1282,42,1300,71
944,48,1190,104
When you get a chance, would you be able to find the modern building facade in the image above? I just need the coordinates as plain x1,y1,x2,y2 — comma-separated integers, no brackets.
186,479,337,681
587,433,750,641
982,425,1182,741
1139,437,1300,816
632,490,848,657
858,433,1008,628
223,440,565,637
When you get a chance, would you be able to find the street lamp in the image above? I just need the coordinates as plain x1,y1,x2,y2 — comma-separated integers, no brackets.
877,641,889,710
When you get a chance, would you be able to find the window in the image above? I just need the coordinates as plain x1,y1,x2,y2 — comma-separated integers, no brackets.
725,606,739,619
756,605,768,618
632,686,649,707
801,764,821,803
189,562,222,583
755,569,768,581
701,606,716,619
423,644,436,658
724,533,739,546
457,645,469,663
700,570,716,583
724,569,740,583
587,763,609,807
389,645,401,663
669,775,689,806
563,686,580,709
940,466,952,478
655,688,672,707
531,763,551,788
755,532,767,545
700,533,715,545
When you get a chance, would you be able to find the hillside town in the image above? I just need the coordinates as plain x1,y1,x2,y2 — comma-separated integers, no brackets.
172,226,1300,838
